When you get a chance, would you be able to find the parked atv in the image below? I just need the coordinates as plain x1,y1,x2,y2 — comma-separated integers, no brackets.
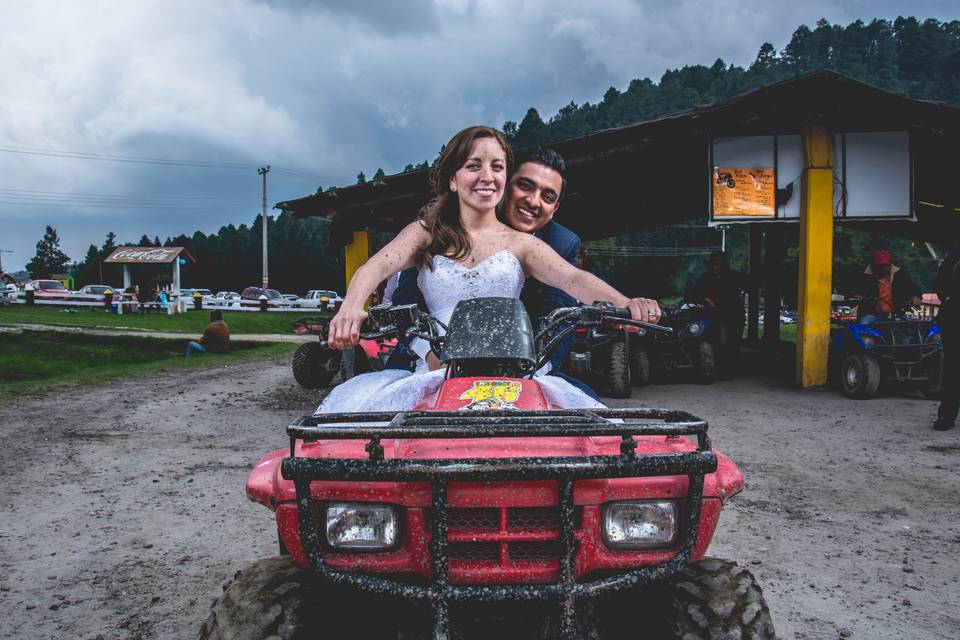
631,304,717,386
203,299,775,640
562,319,640,398
290,316,395,389
831,315,943,399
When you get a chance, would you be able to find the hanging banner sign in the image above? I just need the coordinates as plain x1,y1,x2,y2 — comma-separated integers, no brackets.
104,247,195,264
711,167,776,218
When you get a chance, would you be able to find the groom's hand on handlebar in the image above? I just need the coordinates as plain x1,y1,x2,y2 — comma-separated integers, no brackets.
626,297,662,324
327,305,369,350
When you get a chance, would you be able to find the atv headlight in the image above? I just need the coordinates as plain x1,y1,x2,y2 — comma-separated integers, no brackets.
602,501,677,550
325,503,398,550
861,335,876,348
686,322,703,336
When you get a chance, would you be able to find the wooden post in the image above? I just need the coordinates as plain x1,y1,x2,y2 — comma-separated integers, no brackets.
747,224,762,341
795,126,834,388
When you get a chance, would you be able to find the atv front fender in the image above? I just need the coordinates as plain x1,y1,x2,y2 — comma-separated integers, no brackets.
246,448,290,510
707,451,744,504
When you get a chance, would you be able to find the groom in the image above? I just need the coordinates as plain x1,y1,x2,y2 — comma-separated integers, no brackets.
385,146,601,397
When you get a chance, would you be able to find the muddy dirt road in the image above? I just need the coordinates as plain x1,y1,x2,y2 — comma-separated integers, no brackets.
1,358,958,639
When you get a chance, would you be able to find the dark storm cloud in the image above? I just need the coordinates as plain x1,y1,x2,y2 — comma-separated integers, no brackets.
261,0,442,34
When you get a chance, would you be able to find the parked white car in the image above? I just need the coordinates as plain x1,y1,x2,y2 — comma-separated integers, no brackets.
301,289,342,311
210,291,241,307
78,284,119,295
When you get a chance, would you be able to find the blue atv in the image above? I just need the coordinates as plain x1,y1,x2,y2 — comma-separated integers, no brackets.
831,316,943,399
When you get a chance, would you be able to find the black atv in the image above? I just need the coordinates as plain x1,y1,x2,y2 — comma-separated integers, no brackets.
562,319,639,398
830,315,943,399
290,316,391,389
631,304,717,386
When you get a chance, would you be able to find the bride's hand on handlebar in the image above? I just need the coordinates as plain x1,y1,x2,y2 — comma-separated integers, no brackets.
327,305,369,350
627,297,662,324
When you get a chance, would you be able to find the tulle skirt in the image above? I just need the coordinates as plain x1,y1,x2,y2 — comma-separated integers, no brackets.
314,367,604,415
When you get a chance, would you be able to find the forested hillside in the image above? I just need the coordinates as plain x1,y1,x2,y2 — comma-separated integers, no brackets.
57,16,957,298
501,17,960,148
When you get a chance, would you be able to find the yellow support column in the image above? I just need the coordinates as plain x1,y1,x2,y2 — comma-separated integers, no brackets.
343,229,370,302
795,127,834,387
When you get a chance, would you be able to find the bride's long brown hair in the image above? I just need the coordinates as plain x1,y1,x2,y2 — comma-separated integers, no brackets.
415,126,514,270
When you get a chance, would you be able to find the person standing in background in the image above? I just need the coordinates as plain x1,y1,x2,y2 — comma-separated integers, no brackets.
934,242,959,431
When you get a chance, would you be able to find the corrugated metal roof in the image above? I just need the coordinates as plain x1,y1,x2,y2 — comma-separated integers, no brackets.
277,70,960,243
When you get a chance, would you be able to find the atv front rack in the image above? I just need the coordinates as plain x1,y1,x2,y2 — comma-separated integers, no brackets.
281,408,716,640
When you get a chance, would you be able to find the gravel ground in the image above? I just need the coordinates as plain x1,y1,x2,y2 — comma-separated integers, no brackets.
0,358,957,639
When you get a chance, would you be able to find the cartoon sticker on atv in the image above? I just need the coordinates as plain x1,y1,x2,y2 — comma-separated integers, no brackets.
459,380,522,410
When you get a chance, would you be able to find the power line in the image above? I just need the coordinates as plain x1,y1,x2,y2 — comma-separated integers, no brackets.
0,144,351,184
0,199,255,210
0,188,255,206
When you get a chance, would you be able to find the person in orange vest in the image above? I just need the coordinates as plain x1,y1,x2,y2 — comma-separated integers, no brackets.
857,248,921,324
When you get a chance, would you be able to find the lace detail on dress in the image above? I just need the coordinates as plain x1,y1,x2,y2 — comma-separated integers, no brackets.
418,250,524,325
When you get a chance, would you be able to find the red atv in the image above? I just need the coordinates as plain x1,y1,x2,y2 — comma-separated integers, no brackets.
291,316,397,388
204,299,774,639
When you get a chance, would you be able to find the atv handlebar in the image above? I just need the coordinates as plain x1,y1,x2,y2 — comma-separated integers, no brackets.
530,302,672,373
318,301,672,370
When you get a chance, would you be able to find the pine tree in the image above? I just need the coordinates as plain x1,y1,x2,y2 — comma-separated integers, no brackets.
26,226,71,278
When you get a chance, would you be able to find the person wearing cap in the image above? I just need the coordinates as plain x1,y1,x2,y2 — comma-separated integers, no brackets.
857,248,922,324
185,310,230,357
933,242,959,431
688,250,751,378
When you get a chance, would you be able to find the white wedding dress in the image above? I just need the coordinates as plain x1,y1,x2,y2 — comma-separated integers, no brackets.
314,250,603,414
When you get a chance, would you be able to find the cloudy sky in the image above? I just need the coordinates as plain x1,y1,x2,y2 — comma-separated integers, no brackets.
1,0,956,273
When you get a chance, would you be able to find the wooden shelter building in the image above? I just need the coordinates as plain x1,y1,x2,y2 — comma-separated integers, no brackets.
277,71,960,388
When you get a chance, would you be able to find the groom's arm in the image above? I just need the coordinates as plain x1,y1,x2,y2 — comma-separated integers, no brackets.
383,267,423,370
541,225,581,369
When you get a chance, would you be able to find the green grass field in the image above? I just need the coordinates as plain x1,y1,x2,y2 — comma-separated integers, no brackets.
0,306,330,334
758,323,797,342
0,330,296,403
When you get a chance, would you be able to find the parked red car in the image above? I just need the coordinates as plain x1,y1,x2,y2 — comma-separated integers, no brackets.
241,286,290,307
26,279,73,301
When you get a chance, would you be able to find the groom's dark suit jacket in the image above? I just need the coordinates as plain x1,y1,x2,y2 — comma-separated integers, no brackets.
387,220,581,371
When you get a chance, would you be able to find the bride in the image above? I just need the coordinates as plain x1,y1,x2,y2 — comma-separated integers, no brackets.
317,125,661,413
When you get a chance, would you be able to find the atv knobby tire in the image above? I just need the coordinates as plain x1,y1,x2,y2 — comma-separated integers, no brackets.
631,347,651,386
199,557,408,640
840,353,881,399
606,339,631,398
199,556,321,640
665,557,776,639
291,342,340,389
697,341,716,384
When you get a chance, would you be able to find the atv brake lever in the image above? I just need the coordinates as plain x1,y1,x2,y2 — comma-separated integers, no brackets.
603,315,673,335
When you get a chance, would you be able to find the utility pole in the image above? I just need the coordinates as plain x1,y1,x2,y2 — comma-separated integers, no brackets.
258,166,271,288
0,249,12,273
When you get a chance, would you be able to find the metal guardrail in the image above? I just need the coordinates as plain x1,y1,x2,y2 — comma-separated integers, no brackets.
1,292,323,312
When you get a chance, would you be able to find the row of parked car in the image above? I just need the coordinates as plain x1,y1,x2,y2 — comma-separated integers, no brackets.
4,280,343,311
188,287,343,310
